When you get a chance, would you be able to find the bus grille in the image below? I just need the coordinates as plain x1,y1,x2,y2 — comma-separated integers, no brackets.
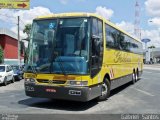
37,79,66,84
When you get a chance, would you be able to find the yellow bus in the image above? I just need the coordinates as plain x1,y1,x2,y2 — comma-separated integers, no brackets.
24,13,143,102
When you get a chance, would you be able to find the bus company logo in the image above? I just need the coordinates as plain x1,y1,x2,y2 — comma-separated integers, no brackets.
48,80,53,84
114,51,131,63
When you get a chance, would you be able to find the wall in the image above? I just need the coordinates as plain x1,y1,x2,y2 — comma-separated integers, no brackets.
3,35,18,59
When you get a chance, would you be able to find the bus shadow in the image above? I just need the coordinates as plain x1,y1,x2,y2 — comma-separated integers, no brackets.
18,81,139,111
110,81,136,97
18,98,98,111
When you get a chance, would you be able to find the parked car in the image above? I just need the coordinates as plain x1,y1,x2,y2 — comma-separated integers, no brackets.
11,65,23,81
0,64,15,86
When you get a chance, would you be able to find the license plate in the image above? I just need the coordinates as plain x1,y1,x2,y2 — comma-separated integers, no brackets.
45,88,56,93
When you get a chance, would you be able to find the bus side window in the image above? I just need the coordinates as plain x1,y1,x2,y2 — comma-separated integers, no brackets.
130,39,138,53
91,18,103,77
106,24,119,49
106,26,114,48
92,19,98,36
117,33,127,51
92,18,103,57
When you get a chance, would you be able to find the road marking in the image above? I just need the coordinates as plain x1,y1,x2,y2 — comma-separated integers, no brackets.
132,88,155,97
144,67,160,71
143,72,160,76
144,71,153,74
140,77,149,80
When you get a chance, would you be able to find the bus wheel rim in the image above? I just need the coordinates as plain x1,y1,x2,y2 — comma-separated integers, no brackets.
102,82,108,96
132,73,135,80
135,73,138,81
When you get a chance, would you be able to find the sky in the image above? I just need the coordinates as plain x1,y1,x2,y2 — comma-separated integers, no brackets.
0,0,160,47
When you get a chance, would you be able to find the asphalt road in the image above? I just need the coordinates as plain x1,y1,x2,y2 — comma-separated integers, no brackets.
0,65,160,115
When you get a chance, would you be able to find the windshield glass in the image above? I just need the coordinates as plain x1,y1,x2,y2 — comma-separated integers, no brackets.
0,66,5,72
12,66,19,70
11,66,21,73
27,18,90,74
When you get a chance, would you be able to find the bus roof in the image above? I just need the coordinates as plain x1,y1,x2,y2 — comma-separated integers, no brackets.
35,12,141,43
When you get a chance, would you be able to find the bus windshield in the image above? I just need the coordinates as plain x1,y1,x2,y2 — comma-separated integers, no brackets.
27,18,90,74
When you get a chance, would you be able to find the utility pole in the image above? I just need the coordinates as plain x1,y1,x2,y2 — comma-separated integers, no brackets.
134,0,141,39
17,16,21,66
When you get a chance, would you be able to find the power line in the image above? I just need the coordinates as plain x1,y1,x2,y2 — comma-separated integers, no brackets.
0,13,30,27
0,13,17,25
0,13,28,29
0,13,16,19
20,18,26,26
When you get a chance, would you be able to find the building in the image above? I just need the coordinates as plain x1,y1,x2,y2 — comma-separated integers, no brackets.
144,48,160,64
0,28,24,65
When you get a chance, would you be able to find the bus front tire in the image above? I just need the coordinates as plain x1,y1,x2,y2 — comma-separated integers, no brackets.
97,78,110,101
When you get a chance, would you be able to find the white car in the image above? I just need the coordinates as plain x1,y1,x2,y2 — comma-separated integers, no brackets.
0,64,15,86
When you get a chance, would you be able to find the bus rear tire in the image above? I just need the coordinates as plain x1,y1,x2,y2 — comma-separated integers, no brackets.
136,70,139,81
97,78,110,101
132,72,137,84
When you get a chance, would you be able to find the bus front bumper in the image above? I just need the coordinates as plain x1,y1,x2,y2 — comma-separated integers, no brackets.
25,83,101,102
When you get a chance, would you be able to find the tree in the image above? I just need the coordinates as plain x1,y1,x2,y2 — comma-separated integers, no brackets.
23,24,31,63
0,45,4,64
23,24,31,41
148,45,155,49
24,47,29,64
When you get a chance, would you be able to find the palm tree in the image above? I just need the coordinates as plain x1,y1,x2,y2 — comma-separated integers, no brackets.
23,24,31,63
23,24,31,41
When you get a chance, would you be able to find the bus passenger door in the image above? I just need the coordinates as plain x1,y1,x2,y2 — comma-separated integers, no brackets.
91,18,103,81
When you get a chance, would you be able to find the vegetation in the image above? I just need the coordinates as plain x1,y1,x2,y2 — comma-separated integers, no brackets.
148,45,155,49
0,45,4,64
23,24,32,41
23,24,32,63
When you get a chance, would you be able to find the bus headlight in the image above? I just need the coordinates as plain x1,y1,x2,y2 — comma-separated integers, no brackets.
25,78,36,84
67,80,88,86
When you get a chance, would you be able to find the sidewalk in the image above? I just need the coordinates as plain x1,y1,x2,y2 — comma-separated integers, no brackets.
144,64,160,67
144,64,160,70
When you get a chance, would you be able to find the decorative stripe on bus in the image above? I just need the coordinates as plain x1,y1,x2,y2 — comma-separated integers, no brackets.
110,68,114,79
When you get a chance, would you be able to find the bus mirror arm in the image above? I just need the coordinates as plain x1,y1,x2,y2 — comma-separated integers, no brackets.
92,35,100,41
92,55,96,58
91,55,98,59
